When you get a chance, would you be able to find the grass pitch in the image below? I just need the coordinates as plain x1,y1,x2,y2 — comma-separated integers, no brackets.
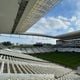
31,52,80,69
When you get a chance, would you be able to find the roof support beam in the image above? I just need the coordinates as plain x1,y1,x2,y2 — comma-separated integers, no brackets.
11,0,28,33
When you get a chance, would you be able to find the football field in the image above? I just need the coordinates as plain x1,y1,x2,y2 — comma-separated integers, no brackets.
31,52,80,69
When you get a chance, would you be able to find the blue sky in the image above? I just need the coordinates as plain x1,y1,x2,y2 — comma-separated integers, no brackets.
0,0,80,44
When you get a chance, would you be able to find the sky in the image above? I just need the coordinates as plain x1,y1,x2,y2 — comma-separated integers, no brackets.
27,0,80,36
0,0,80,44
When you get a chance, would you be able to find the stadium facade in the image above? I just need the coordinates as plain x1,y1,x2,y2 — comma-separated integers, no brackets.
54,31,80,52
56,38,80,48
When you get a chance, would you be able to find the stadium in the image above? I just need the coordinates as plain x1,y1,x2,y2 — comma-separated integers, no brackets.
0,0,80,80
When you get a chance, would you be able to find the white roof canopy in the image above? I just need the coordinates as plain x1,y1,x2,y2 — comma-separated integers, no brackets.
0,0,60,34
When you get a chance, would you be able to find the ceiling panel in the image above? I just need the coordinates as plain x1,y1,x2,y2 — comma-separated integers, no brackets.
0,0,18,33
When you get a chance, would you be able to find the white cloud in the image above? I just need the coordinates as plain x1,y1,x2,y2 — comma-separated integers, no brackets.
27,26,45,34
58,16,68,21
48,39,56,44
67,27,74,32
75,19,80,30
29,16,70,33
76,19,80,26
47,17,70,30
70,16,77,22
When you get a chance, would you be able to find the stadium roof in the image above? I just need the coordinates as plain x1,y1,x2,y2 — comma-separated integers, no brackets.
1,31,80,40
0,0,60,34
55,30,80,40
